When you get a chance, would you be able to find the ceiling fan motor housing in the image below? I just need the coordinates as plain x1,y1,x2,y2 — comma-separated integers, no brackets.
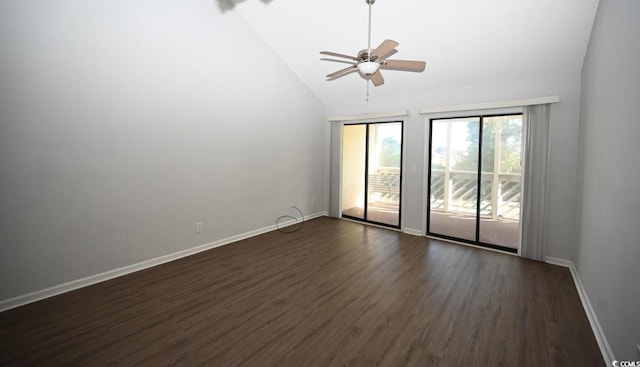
358,50,379,63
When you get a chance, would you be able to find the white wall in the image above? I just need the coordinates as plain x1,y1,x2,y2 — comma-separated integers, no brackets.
0,0,325,301
326,73,582,260
575,0,640,360
341,125,366,211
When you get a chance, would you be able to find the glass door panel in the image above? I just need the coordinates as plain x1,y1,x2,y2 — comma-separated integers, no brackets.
367,123,402,227
429,117,479,241
478,115,523,249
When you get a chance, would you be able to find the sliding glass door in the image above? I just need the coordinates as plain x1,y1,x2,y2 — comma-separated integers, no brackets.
342,122,402,228
427,114,523,252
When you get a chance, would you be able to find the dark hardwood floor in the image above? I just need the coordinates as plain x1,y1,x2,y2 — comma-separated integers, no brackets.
0,217,603,366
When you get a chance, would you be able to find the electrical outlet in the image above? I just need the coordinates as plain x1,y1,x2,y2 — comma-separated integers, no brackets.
195,222,203,233
311,198,316,206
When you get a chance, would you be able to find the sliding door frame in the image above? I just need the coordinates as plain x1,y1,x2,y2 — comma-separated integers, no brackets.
426,113,522,253
342,120,403,229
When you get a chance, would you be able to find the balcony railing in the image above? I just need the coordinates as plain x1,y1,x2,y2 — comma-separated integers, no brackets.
368,171,400,204
430,169,521,221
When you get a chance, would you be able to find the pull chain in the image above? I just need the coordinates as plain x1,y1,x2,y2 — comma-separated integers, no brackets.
366,79,370,102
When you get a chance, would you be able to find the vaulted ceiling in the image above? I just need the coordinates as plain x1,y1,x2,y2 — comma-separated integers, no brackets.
226,0,599,106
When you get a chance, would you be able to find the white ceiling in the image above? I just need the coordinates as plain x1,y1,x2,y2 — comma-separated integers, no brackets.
227,0,599,105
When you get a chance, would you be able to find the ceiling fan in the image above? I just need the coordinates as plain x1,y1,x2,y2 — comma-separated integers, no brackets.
320,0,426,86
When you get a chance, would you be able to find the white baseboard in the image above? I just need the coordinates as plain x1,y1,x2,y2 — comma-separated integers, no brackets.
544,256,573,268
545,256,615,365
402,227,424,236
0,211,327,312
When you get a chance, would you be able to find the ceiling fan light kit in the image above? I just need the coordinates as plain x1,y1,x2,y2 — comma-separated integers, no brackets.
320,0,426,87
358,61,379,75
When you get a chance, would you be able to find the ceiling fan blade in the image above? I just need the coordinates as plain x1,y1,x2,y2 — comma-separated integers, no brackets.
382,59,426,72
370,69,384,86
320,58,357,65
372,39,399,59
320,51,358,61
327,65,357,79
378,49,398,62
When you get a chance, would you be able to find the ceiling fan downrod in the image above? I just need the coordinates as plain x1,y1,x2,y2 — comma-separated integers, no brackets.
366,0,375,61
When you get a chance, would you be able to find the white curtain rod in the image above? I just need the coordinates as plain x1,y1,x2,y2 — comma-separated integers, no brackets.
420,96,560,115
328,109,409,122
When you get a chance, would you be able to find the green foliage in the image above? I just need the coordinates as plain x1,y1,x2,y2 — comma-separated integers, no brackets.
380,137,401,167
452,116,522,174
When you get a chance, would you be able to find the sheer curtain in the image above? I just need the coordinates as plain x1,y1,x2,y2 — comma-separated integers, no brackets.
329,120,342,218
520,104,551,260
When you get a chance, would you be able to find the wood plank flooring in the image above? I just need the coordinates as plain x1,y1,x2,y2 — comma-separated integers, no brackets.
0,217,603,366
